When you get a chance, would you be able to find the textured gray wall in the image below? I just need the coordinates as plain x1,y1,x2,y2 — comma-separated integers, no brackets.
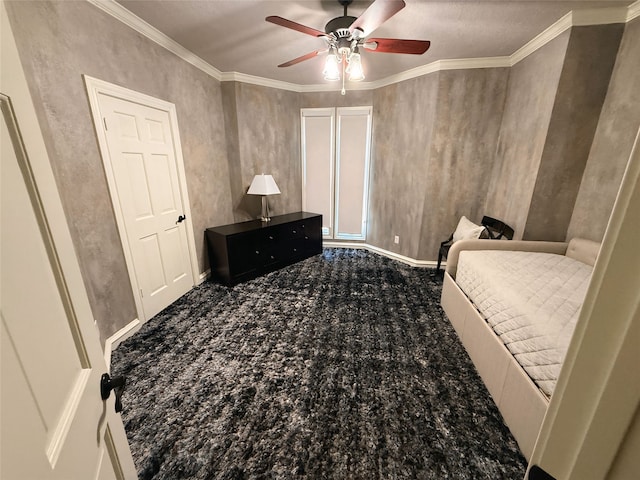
417,68,509,260
367,68,509,260
568,17,640,242
524,25,624,241
369,76,440,258
224,82,302,222
484,32,570,239
300,90,374,108
6,1,233,342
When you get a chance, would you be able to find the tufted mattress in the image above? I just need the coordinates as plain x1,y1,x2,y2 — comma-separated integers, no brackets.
455,250,593,397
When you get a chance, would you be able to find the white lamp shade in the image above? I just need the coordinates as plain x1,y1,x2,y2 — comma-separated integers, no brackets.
247,174,281,196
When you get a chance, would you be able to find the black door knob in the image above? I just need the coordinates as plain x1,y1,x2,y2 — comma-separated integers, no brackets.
101,373,126,413
176,214,186,224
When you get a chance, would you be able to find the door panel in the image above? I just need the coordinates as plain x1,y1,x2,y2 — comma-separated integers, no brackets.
0,90,135,479
140,234,167,296
164,226,189,282
99,93,194,319
148,153,178,214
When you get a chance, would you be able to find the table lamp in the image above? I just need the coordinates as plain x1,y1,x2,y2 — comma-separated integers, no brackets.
247,174,281,222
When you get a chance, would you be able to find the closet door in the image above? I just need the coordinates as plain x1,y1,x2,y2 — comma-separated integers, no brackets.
335,106,372,240
301,108,335,237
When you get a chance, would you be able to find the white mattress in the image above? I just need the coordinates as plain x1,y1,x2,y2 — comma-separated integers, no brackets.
455,250,593,397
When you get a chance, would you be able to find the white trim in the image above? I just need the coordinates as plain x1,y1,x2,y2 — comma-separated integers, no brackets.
529,130,640,478
87,0,634,93
198,269,210,285
511,8,628,66
83,75,200,322
628,0,640,21
86,0,221,80
369,57,513,89
510,11,573,65
323,241,439,268
103,318,141,370
572,7,629,26
220,71,300,92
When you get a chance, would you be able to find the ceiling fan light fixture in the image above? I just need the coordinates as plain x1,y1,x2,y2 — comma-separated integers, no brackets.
323,48,341,81
346,50,365,81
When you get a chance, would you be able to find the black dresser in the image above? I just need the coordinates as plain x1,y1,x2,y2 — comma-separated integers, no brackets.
206,212,322,286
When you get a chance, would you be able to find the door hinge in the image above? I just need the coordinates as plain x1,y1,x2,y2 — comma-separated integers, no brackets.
103,117,108,131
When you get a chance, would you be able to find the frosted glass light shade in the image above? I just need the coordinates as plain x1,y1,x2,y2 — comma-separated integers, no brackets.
323,51,340,81
247,174,281,196
347,52,365,81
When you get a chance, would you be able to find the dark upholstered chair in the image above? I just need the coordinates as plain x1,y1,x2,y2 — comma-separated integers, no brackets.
436,216,514,273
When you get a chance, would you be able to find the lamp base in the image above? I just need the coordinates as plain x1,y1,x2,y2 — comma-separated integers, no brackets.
260,196,271,222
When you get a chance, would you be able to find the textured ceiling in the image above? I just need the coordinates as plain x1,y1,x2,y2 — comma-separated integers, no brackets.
117,0,632,85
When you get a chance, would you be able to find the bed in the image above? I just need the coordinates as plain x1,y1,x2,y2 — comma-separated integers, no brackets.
440,237,600,460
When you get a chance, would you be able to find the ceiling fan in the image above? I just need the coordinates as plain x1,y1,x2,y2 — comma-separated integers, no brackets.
266,0,430,92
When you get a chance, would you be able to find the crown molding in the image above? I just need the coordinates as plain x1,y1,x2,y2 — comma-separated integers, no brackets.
509,6,628,66
87,0,635,93
86,0,222,80
220,71,301,92
629,0,640,21
509,11,573,65
364,56,512,90
573,6,629,26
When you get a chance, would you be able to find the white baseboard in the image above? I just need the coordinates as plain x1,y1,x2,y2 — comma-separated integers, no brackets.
322,240,443,268
103,318,141,370
198,269,210,285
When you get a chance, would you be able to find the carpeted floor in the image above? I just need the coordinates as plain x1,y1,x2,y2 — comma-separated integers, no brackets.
112,248,527,479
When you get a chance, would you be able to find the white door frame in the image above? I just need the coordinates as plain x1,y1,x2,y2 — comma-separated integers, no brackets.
84,75,199,323
528,127,640,479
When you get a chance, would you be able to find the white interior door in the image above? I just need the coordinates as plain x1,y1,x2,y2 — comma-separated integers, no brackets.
0,92,136,479
95,91,194,320
301,108,335,237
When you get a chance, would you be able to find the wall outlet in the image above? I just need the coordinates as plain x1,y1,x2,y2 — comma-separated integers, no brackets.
394,235,400,244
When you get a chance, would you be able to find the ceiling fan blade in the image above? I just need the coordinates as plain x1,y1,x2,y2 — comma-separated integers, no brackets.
278,50,325,68
365,38,431,55
349,0,406,36
266,16,327,38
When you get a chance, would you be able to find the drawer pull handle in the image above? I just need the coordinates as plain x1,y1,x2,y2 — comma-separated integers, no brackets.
292,230,297,234
269,236,274,240
305,236,308,240
255,250,260,255
293,248,297,252
270,255,275,260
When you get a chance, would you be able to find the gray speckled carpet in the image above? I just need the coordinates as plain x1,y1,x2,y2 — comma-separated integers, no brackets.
112,248,527,479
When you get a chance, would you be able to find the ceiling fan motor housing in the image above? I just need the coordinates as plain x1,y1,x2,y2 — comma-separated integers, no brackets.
325,15,357,36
